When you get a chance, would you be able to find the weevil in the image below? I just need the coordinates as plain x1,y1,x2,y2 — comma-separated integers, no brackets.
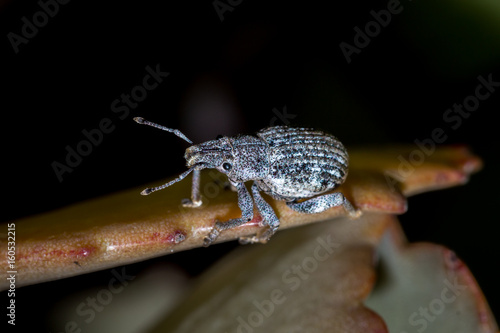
134,117,361,246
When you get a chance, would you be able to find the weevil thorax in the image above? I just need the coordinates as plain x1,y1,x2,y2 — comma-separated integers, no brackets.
184,135,269,183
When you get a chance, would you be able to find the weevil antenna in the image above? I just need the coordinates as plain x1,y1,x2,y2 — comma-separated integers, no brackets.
140,166,198,195
134,117,193,144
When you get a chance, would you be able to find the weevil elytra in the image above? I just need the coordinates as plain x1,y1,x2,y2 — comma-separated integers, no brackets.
134,117,361,246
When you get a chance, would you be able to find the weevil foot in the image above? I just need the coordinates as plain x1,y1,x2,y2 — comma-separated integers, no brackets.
342,198,362,219
182,198,203,208
238,235,261,245
203,229,220,247
348,209,363,219
238,226,277,245
203,221,225,247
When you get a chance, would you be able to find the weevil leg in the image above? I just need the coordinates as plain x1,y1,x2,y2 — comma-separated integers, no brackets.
181,169,203,207
239,182,280,245
286,192,362,218
203,182,254,247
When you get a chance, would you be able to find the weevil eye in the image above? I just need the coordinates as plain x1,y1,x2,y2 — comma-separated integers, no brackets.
222,162,232,171
216,134,223,140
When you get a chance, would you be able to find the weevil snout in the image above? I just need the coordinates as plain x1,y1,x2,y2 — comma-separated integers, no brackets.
184,138,234,172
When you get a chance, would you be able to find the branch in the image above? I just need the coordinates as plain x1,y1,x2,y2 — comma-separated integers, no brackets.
0,145,482,289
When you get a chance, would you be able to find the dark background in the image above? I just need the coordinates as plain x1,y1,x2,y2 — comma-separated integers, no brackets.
1,0,499,330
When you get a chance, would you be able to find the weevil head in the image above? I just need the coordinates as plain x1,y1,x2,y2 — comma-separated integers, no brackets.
184,136,235,174
185,135,269,183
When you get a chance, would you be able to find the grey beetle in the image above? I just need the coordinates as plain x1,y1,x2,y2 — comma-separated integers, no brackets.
134,117,360,246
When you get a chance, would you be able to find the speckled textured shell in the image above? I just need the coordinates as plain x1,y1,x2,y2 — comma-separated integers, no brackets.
255,126,348,201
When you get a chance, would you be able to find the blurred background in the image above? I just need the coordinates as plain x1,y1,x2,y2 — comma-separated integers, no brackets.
1,0,499,331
